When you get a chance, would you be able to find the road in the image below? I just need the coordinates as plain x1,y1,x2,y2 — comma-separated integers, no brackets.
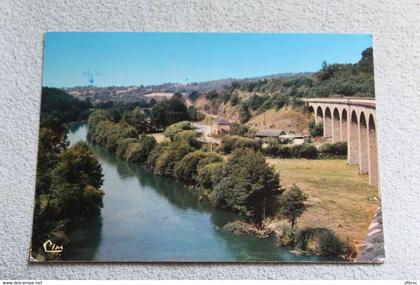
192,123,221,145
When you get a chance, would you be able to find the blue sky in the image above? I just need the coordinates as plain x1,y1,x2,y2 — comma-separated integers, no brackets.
42,32,372,87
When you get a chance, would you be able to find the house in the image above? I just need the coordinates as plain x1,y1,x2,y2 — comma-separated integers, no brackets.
211,118,231,135
255,130,286,142
279,134,311,145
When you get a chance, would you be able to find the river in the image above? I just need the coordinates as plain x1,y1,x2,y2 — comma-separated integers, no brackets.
64,123,331,262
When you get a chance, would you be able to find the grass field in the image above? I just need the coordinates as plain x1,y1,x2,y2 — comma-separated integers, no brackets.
267,158,380,251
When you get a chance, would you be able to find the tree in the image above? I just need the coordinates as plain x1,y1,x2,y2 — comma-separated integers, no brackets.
87,110,112,131
36,127,68,195
280,184,308,229
122,107,151,133
153,141,193,176
124,135,157,163
173,130,201,148
189,91,199,102
229,123,255,137
150,96,190,129
187,106,205,121
239,104,251,124
48,142,104,218
163,121,191,140
103,123,138,152
174,151,223,184
147,143,167,170
316,61,337,81
358,47,373,73
230,93,240,106
272,93,289,110
87,115,138,152
245,95,266,111
219,135,262,154
319,142,347,158
174,151,207,184
116,138,138,157
308,120,323,137
212,148,282,224
197,162,225,190
291,144,318,159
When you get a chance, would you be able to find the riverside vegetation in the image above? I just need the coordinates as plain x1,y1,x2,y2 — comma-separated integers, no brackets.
87,110,350,258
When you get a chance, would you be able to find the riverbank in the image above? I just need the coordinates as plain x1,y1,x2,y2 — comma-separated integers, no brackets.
65,124,334,262
85,109,357,260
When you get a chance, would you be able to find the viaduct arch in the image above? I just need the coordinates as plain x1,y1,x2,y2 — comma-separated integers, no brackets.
305,98,379,188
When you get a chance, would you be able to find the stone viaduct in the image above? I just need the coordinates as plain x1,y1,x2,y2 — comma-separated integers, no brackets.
304,98,379,188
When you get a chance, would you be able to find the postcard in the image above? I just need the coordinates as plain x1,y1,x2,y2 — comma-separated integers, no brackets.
31,32,383,262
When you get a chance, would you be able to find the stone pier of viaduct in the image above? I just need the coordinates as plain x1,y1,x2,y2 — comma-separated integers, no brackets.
305,98,379,188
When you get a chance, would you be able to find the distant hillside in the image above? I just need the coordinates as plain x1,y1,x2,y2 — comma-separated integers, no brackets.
60,72,310,105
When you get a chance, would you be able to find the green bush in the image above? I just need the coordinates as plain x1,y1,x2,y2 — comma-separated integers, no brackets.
265,142,318,159
187,106,205,121
277,145,292,158
317,230,347,256
138,135,157,160
153,141,193,176
163,121,191,140
173,130,202,148
197,162,226,190
105,123,138,152
87,114,138,153
218,135,236,153
49,142,104,218
147,143,167,170
235,137,263,151
124,143,143,163
230,93,240,106
239,104,251,123
174,150,223,185
124,135,157,163
275,220,294,246
212,148,282,223
290,144,318,159
219,135,262,154
229,123,256,137
319,142,347,159
308,120,323,137
196,152,223,170
264,140,292,158
150,96,190,129
291,97,304,108
174,151,207,184
116,138,138,157
295,227,347,256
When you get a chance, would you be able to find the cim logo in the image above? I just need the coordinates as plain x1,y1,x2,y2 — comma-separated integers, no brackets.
43,240,63,253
